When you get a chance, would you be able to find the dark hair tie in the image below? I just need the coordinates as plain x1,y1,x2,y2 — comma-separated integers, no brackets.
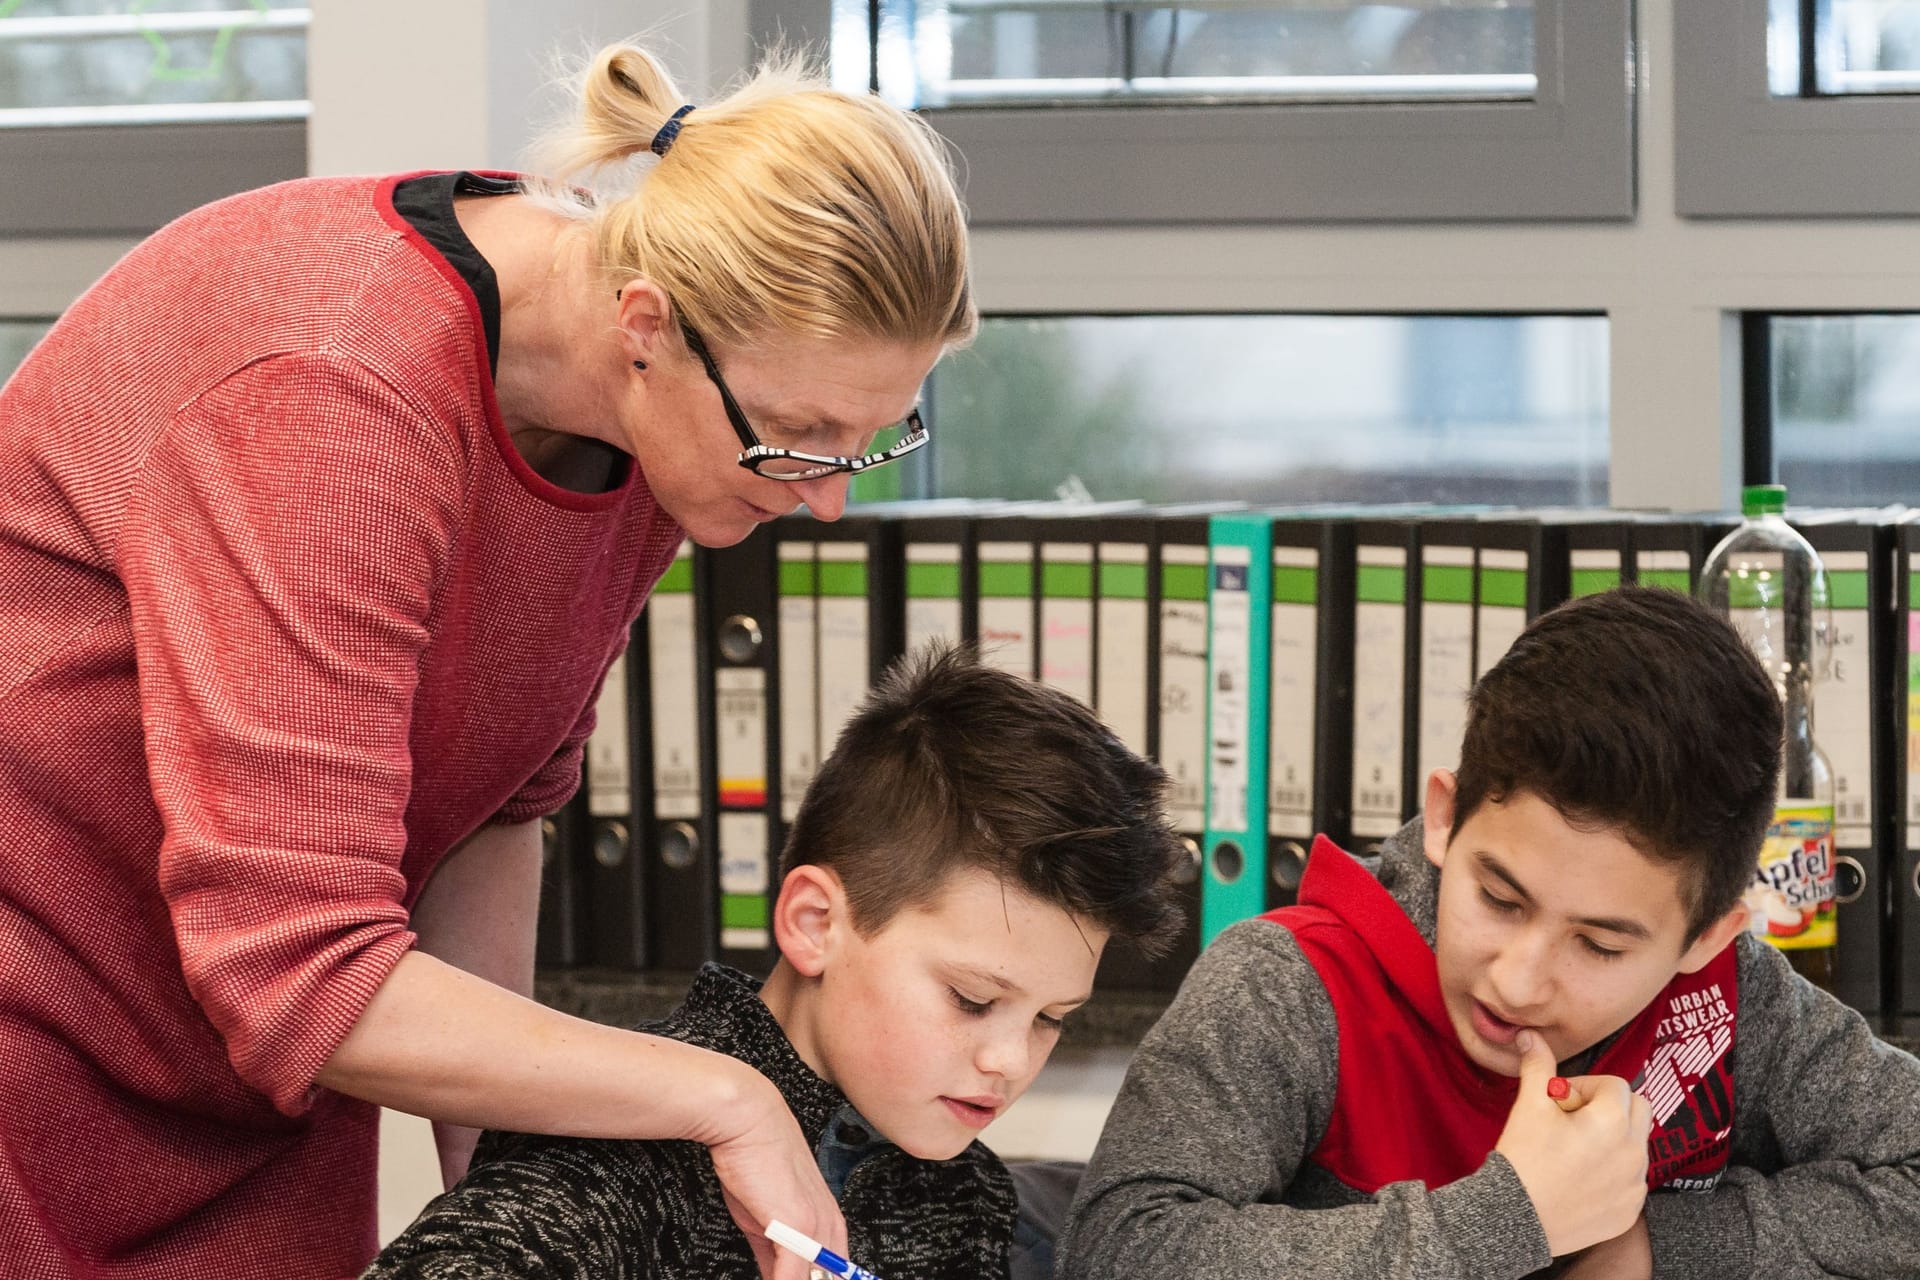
650,104,695,157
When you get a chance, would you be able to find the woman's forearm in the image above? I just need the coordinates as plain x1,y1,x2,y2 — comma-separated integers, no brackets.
315,947,757,1144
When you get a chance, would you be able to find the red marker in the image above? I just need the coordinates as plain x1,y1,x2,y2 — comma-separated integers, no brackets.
1546,1075,1584,1113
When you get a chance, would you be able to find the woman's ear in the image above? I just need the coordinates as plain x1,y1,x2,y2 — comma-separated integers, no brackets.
613,278,673,366
772,864,847,978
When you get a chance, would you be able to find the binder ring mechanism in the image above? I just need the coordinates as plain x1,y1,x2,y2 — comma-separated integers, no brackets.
719,615,763,663
1831,854,1866,906
1272,840,1308,894
659,821,700,871
594,821,631,869
1211,840,1244,885
1172,836,1201,887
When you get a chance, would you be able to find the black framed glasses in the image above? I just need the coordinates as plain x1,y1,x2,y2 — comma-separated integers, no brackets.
680,324,929,481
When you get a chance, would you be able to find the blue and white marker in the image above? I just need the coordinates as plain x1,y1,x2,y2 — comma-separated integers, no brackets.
765,1219,886,1280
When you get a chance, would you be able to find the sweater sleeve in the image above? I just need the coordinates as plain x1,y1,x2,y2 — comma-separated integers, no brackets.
1642,936,1920,1280
120,352,466,1115
1057,922,1551,1280
362,1135,675,1279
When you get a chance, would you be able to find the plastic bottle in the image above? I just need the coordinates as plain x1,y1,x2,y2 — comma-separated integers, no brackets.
1697,484,1837,992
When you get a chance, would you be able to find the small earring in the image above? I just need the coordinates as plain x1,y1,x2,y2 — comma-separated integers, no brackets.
632,359,647,371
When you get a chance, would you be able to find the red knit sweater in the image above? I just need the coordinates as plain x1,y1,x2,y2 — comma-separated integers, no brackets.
0,174,681,1277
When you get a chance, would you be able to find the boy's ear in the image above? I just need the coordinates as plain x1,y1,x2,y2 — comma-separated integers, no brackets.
772,863,848,979
1421,769,1458,870
1676,901,1752,974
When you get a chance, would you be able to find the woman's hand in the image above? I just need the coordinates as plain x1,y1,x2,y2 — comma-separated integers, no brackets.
701,1059,847,1280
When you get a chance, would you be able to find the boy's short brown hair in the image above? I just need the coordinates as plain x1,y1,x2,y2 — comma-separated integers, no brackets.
1451,585,1782,942
782,642,1188,954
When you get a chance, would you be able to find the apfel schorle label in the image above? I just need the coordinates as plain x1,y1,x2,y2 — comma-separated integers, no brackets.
1745,804,1836,950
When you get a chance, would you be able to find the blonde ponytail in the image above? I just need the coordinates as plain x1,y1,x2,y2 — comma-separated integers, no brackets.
526,43,974,352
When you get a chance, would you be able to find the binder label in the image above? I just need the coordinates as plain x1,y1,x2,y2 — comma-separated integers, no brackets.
650,544,701,821
1097,542,1151,757
1570,547,1623,598
979,540,1035,678
778,543,818,824
1638,549,1692,594
1208,546,1254,833
1475,547,1529,678
1819,553,1872,843
586,652,631,818
818,541,871,757
1420,544,1475,788
906,542,964,650
1353,544,1407,839
718,810,771,951
1907,590,1920,842
716,667,768,810
1041,542,1095,705
1161,544,1210,832
1268,545,1317,838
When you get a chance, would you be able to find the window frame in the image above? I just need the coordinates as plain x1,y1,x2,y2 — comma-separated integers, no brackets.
1675,0,1920,217
751,0,1634,225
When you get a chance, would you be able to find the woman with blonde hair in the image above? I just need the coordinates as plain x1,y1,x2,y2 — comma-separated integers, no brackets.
0,40,969,1280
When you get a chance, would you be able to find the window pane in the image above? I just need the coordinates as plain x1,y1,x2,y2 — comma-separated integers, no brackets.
835,0,1536,108
1771,0,1920,95
0,319,51,383
921,314,1608,506
0,1,308,126
1773,314,1920,504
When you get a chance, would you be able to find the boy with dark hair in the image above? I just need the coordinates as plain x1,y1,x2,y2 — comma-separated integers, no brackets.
365,642,1187,1279
1061,586,1920,1280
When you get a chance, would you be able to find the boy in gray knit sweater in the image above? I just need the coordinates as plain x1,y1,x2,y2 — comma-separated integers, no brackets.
365,644,1188,1279
1062,586,1920,1280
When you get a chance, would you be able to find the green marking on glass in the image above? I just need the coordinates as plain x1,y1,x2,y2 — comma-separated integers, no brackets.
1570,568,1621,598
1042,562,1094,599
1271,565,1318,606
1101,562,1149,600
1162,563,1208,602
134,0,272,83
906,561,961,599
1422,564,1473,604
1356,564,1405,605
979,561,1034,597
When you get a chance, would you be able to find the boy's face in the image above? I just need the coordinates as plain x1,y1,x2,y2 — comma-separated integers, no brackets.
791,867,1107,1161
1421,772,1743,1077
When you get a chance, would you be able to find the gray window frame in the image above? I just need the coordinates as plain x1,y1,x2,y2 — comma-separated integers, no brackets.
0,122,305,236
1676,0,1920,217
751,0,1633,225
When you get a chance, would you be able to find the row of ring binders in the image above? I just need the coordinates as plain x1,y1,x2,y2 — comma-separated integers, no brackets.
535,498,1920,1023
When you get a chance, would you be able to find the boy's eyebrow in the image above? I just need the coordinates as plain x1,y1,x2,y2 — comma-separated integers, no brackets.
1476,853,1654,941
946,963,1092,1007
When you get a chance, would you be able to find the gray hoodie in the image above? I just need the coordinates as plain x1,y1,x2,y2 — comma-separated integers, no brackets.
1058,819,1920,1280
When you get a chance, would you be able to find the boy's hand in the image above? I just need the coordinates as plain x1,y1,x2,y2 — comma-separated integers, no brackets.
1494,1029,1651,1257
1552,1213,1653,1279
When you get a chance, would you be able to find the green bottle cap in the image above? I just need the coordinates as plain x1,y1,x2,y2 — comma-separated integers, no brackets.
1741,484,1787,516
